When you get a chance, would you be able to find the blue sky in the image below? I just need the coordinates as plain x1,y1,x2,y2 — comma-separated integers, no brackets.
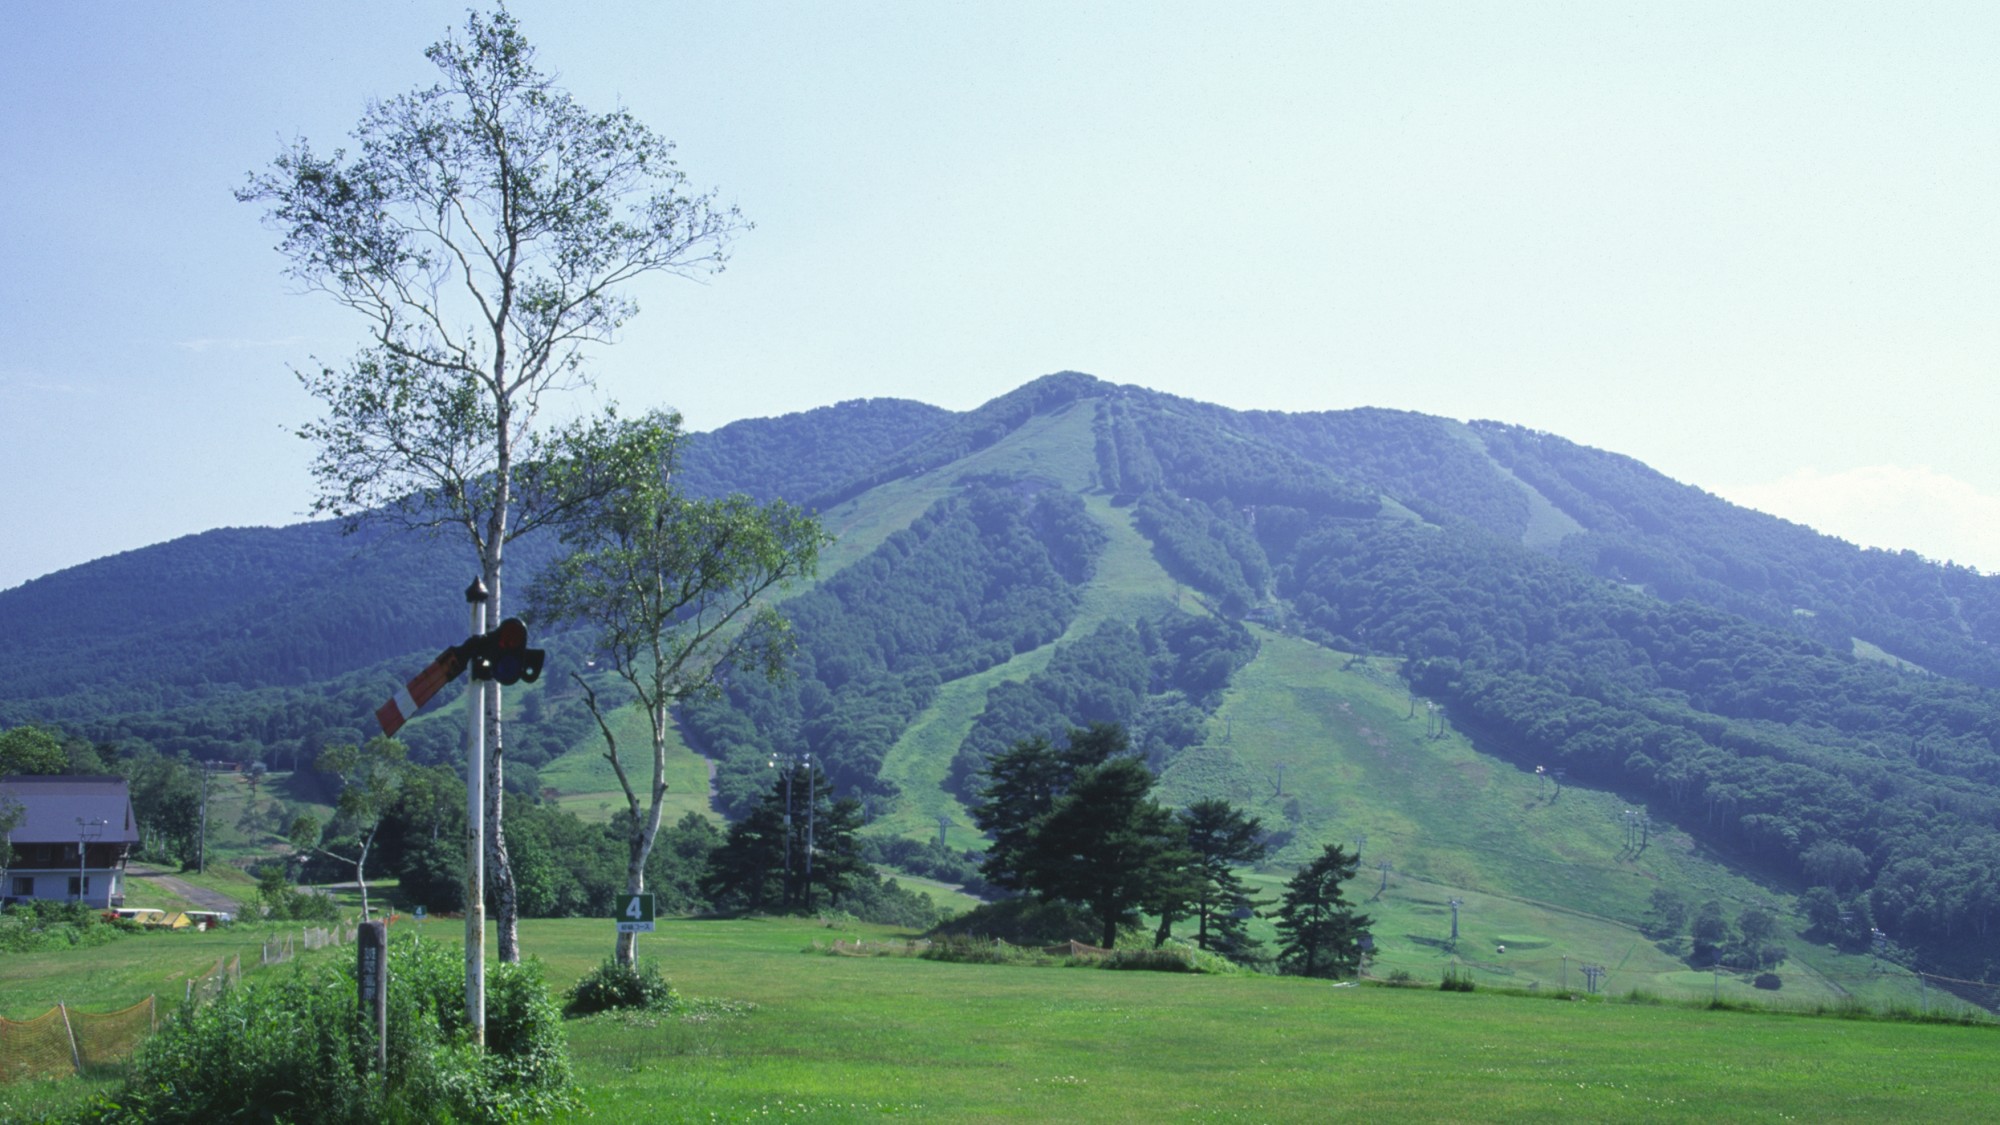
4,2,1998,590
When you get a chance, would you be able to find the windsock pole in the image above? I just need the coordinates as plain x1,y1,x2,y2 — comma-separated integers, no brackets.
464,579,487,1049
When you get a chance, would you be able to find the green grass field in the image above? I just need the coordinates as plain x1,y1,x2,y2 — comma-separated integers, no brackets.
1167,630,1932,1010
4,915,1990,1123
539,702,718,828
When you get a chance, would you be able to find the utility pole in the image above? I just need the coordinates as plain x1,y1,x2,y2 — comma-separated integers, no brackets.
769,754,795,898
937,814,952,849
805,755,816,911
1449,897,1463,944
197,760,210,874
770,751,816,908
74,818,105,904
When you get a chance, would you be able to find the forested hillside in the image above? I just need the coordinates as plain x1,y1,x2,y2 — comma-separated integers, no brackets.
8,372,2000,978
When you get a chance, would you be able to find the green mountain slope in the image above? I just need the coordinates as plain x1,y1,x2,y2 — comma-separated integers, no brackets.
9,372,2000,989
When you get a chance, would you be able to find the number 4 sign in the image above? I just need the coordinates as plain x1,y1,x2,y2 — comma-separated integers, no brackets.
616,893,656,933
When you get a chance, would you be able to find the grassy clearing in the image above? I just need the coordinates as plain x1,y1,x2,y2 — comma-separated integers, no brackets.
811,399,1104,587
1852,636,1931,675
869,652,1043,843
1446,418,1584,550
1072,492,1194,628
1162,629,1929,1009
540,700,717,827
867,477,1186,844
872,870,982,916
170,770,335,870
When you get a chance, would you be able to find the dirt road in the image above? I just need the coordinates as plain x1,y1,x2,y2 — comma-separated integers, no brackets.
123,864,244,913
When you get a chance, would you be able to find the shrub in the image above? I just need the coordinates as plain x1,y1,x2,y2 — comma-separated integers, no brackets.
832,872,946,929
254,865,342,922
0,901,121,953
1095,943,1243,975
85,932,575,1123
929,898,1101,946
1440,969,1476,992
1754,972,1783,991
564,958,681,1017
859,836,1000,899
1094,948,1190,972
918,935,1050,966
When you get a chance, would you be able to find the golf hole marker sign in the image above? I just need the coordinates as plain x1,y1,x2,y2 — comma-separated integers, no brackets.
617,893,656,933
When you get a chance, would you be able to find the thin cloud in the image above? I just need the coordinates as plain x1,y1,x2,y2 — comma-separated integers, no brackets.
0,370,96,397
1720,465,2000,574
174,335,307,353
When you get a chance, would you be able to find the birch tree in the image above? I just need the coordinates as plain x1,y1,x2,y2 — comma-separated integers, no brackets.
531,413,825,966
238,9,746,960
287,737,408,922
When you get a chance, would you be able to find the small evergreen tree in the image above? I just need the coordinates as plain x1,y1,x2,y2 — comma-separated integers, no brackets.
1271,843,1372,978
1160,798,1267,959
701,789,787,912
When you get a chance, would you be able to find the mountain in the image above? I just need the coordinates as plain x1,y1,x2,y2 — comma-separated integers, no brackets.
6,372,2000,980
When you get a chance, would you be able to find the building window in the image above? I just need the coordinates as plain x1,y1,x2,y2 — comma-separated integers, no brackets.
68,876,89,897
10,877,30,897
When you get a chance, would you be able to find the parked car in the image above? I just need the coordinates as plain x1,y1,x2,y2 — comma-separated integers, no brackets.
105,907,170,926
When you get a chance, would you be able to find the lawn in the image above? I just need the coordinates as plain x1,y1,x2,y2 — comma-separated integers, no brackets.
3,915,1988,1122
535,916,1994,1122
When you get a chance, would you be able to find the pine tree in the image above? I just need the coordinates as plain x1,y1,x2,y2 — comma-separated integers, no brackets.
1020,756,1187,950
1272,843,1372,978
972,724,1184,949
1172,798,1268,958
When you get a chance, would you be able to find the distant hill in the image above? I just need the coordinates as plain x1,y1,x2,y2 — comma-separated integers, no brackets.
6,372,2000,980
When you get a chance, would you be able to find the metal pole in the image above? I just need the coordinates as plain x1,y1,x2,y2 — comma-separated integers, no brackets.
804,755,815,911
464,579,488,1048
197,761,208,874
75,818,103,904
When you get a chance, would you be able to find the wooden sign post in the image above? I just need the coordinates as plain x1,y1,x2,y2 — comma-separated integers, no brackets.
357,921,388,1068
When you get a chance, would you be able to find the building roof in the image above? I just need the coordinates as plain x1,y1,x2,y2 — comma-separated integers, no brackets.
0,776,142,845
